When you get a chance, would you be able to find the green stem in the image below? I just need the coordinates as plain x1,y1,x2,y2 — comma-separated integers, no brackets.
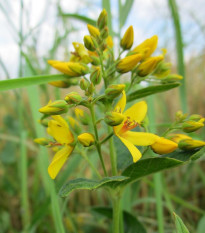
112,196,121,233
89,104,108,176
168,0,187,113
79,150,102,179
100,132,114,145
108,126,117,175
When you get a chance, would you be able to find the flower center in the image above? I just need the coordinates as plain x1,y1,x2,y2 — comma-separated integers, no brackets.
118,116,138,134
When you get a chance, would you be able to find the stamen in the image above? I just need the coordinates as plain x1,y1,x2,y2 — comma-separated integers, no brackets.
118,117,138,134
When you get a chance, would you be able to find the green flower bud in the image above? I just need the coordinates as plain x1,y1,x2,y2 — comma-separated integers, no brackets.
78,133,95,147
178,139,205,151
90,67,102,85
38,119,49,127
175,110,188,122
86,82,95,96
100,26,109,39
104,111,124,126
39,100,68,115
80,78,90,91
64,92,82,105
182,120,204,133
105,84,125,99
90,55,100,66
189,114,203,121
97,9,107,30
84,35,96,51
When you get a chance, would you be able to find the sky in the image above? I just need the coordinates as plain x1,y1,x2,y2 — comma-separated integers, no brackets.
0,0,205,79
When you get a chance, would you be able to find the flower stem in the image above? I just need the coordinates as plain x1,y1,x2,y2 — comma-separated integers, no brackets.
100,132,114,145
112,196,121,233
108,126,118,175
89,104,108,176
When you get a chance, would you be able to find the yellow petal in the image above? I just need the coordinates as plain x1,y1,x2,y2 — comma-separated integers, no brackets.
48,146,74,179
124,100,147,123
122,131,158,146
114,90,126,113
48,116,73,144
151,137,178,155
118,135,142,162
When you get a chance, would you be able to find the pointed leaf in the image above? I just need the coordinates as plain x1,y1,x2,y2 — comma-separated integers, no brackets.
174,213,190,233
0,74,72,92
59,176,128,197
59,13,96,26
127,83,180,102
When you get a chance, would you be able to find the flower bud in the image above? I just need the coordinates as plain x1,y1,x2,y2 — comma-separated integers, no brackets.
39,100,68,115
132,35,158,59
34,138,50,146
182,120,204,133
189,114,203,121
86,82,95,96
167,134,192,143
64,92,82,105
90,67,102,85
153,62,171,79
178,139,205,151
84,35,96,51
104,111,124,126
78,133,95,147
68,62,89,76
100,26,109,39
90,55,100,66
80,78,90,91
105,84,125,99
48,60,89,77
120,26,134,50
175,110,188,122
116,54,142,73
97,9,107,30
67,116,81,134
106,36,114,49
165,74,183,82
87,24,100,38
49,81,70,88
151,137,178,154
137,55,164,77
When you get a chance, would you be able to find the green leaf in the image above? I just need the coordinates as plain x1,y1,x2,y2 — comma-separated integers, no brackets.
92,207,147,233
59,13,96,26
59,176,128,197
197,215,205,233
122,157,183,185
127,83,180,102
190,146,205,161
174,213,190,233
119,0,135,28
0,74,73,92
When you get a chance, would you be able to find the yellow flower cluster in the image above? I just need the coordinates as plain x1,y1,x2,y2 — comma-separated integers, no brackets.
34,9,205,180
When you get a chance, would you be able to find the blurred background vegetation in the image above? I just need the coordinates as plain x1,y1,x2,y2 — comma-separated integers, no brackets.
0,0,204,232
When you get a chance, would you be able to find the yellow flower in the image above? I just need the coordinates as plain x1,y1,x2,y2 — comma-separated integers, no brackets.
151,137,178,154
70,42,92,64
120,26,134,50
116,54,142,73
78,133,95,147
132,35,158,59
113,91,158,162
47,115,75,179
